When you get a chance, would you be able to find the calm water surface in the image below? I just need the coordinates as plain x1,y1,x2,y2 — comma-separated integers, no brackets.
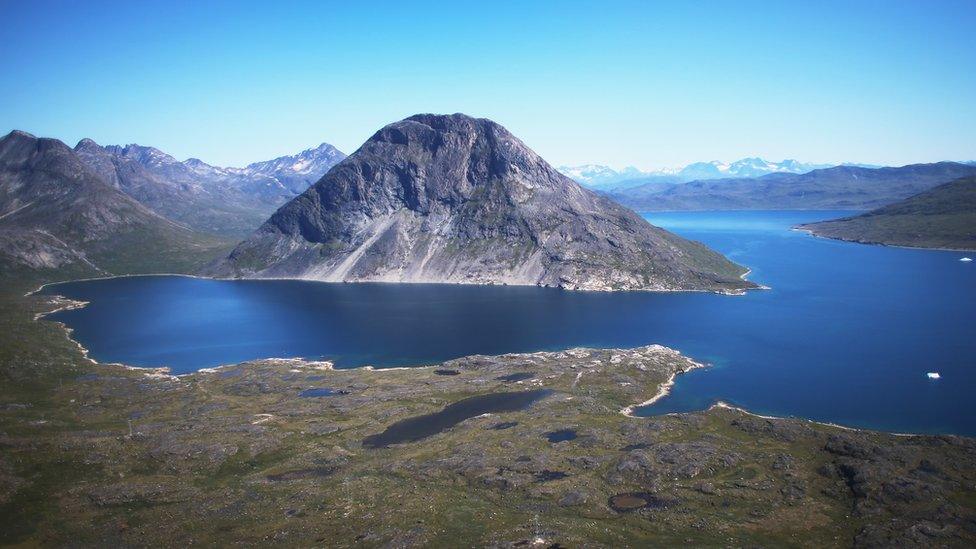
41,211,976,435
362,390,553,448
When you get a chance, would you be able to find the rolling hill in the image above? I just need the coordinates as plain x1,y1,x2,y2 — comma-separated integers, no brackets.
796,176,976,250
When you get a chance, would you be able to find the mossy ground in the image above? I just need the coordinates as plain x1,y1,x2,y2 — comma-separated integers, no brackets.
1,274,974,547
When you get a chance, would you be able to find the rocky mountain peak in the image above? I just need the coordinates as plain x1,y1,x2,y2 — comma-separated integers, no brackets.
309,142,342,154
0,131,226,277
5,129,38,142
1,130,81,170
183,157,208,167
212,114,755,293
110,144,180,167
74,137,101,150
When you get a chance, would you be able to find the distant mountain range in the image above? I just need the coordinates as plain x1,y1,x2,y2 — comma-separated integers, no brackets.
607,162,976,212
555,165,651,188
797,175,976,251
0,131,229,279
4,122,974,285
1,130,346,280
557,158,864,189
75,139,345,237
210,114,755,293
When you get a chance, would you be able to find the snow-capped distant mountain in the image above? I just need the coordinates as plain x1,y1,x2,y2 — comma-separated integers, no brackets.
559,158,835,189
675,158,833,181
555,164,646,187
243,142,346,194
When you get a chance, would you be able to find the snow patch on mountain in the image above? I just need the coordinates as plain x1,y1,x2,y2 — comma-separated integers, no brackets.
559,157,836,188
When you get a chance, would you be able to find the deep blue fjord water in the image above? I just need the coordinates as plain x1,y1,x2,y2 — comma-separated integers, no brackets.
41,211,976,435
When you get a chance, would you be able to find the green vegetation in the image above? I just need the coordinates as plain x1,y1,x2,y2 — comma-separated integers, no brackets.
798,176,976,250
1,281,974,546
0,209,970,545
86,227,234,276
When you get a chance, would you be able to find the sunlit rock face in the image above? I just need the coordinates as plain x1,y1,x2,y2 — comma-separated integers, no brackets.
213,113,754,293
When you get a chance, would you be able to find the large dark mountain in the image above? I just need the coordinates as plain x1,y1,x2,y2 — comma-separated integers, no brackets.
609,162,976,211
74,140,345,237
212,114,755,293
0,131,228,279
796,176,976,250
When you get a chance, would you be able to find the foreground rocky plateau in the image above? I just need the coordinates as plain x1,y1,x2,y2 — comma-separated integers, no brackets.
1,289,975,547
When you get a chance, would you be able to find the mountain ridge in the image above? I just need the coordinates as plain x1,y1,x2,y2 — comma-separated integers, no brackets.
73,138,346,237
0,130,230,279
608,161,976,211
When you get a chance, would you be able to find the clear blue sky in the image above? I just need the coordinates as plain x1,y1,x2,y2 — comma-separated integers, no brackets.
2,1,974,169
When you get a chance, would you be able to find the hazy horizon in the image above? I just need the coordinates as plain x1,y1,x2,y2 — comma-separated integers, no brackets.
2,1,974,170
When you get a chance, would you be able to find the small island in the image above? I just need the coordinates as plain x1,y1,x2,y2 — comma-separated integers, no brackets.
797,176,976,251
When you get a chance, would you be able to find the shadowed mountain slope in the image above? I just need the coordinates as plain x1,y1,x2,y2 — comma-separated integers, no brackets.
0,131,230,280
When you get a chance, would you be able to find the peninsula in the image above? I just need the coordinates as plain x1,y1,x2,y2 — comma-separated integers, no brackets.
797,176,976,251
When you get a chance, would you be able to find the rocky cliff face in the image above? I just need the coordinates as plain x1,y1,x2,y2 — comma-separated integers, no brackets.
212,114,755,293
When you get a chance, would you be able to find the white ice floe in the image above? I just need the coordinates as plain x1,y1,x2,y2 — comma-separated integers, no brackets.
960,257,973,262
927,372,941,380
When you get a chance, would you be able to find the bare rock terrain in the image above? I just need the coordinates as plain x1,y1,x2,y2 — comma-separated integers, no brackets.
213,114,755,293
